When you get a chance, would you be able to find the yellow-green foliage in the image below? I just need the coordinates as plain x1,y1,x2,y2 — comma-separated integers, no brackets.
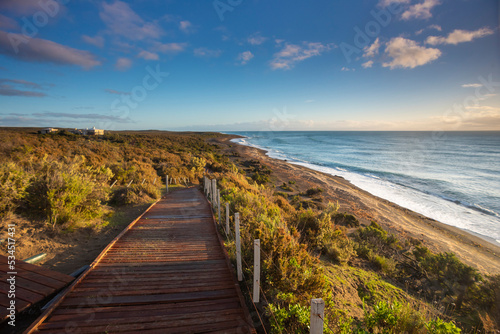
0,129,214,228
0,162,29,216
25,156,112,226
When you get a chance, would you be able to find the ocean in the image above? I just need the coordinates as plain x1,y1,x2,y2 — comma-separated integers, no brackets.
229,131,500,245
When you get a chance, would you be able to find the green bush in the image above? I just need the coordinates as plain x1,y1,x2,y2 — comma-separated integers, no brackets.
0,162,29,217
372,255,397,276
333,213,360,227
324,230,357,265
425,318,462,334
365,301,401,331
268,303,310,334
26,156,112,227
305,187,324,197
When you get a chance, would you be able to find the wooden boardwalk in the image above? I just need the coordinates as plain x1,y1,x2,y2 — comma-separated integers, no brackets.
26,187,255,333
0,256,74,322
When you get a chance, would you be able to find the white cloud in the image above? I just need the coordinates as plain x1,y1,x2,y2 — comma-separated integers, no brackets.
383,37,441,69
270,42,331,70
248,33,267,45
401,0,440,20
440,105,500,129
362,60,374,68
237,51,254,65
378,0,410,7
179,20,195,34
461,83,482,88
100,1,163,40
137,50,159,60
304,99,315,103
416,24,441,35
153,42,187,54
82,35,104,48
194,48,222,58
115,57,132,71
426,27,494,45
363,38,380,58
341,67,355,71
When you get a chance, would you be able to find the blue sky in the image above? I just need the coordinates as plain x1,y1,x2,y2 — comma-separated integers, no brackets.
0,0,499,131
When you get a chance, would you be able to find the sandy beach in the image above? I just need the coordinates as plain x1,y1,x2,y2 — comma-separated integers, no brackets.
214,135,500,276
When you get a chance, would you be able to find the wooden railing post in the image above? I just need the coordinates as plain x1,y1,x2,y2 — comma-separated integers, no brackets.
225,202,230,235
166,175,169,193
253,239,260,303
204,176,208,196
211,179,217,207
217,189,221,225
310,298,325,334
235,212,242,281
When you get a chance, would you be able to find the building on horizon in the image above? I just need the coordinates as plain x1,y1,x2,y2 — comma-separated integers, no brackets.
39,128,58,134
69,127,104,136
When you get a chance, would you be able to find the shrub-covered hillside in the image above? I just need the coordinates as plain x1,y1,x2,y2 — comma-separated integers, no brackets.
0,129,498,333
0,129,217,228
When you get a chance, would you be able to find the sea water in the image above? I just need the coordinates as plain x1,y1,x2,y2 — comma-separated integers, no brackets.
229,131,500,244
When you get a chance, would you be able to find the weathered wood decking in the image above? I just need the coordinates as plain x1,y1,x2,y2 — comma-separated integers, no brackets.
26,187,255,333
0,256,74,322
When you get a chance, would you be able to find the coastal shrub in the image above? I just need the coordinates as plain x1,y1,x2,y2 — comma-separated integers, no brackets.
305,187,324,197
365,301,429,334
324,229,357,265
413,246,482,312
333,213,360,227
26,156,112,227
356,221,400,251
267,303,310,334
110,184,160,206
0,162,29,217
252,171,271,184
372,255,397,276
425,318,462,334
365,301,401,332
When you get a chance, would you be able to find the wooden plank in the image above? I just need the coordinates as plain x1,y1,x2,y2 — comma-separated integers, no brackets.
0,271,55,296
0,268,70,290
39,309,245,331
60,288,238,307
0,256,73,283
26,188,255,333
23,197,161,333
0,281,45,304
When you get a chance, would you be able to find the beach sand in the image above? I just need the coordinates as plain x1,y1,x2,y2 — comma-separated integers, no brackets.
214,135,500,276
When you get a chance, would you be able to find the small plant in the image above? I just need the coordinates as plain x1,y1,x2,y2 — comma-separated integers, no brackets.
425,318,462,334
268,303,310,334
365,300,401,331
305,187,323,197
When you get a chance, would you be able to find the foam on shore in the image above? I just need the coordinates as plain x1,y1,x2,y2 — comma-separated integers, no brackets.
231,137,500,245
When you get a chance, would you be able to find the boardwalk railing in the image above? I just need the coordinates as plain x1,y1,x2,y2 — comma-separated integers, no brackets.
203,176,327,334
109,173,190,191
